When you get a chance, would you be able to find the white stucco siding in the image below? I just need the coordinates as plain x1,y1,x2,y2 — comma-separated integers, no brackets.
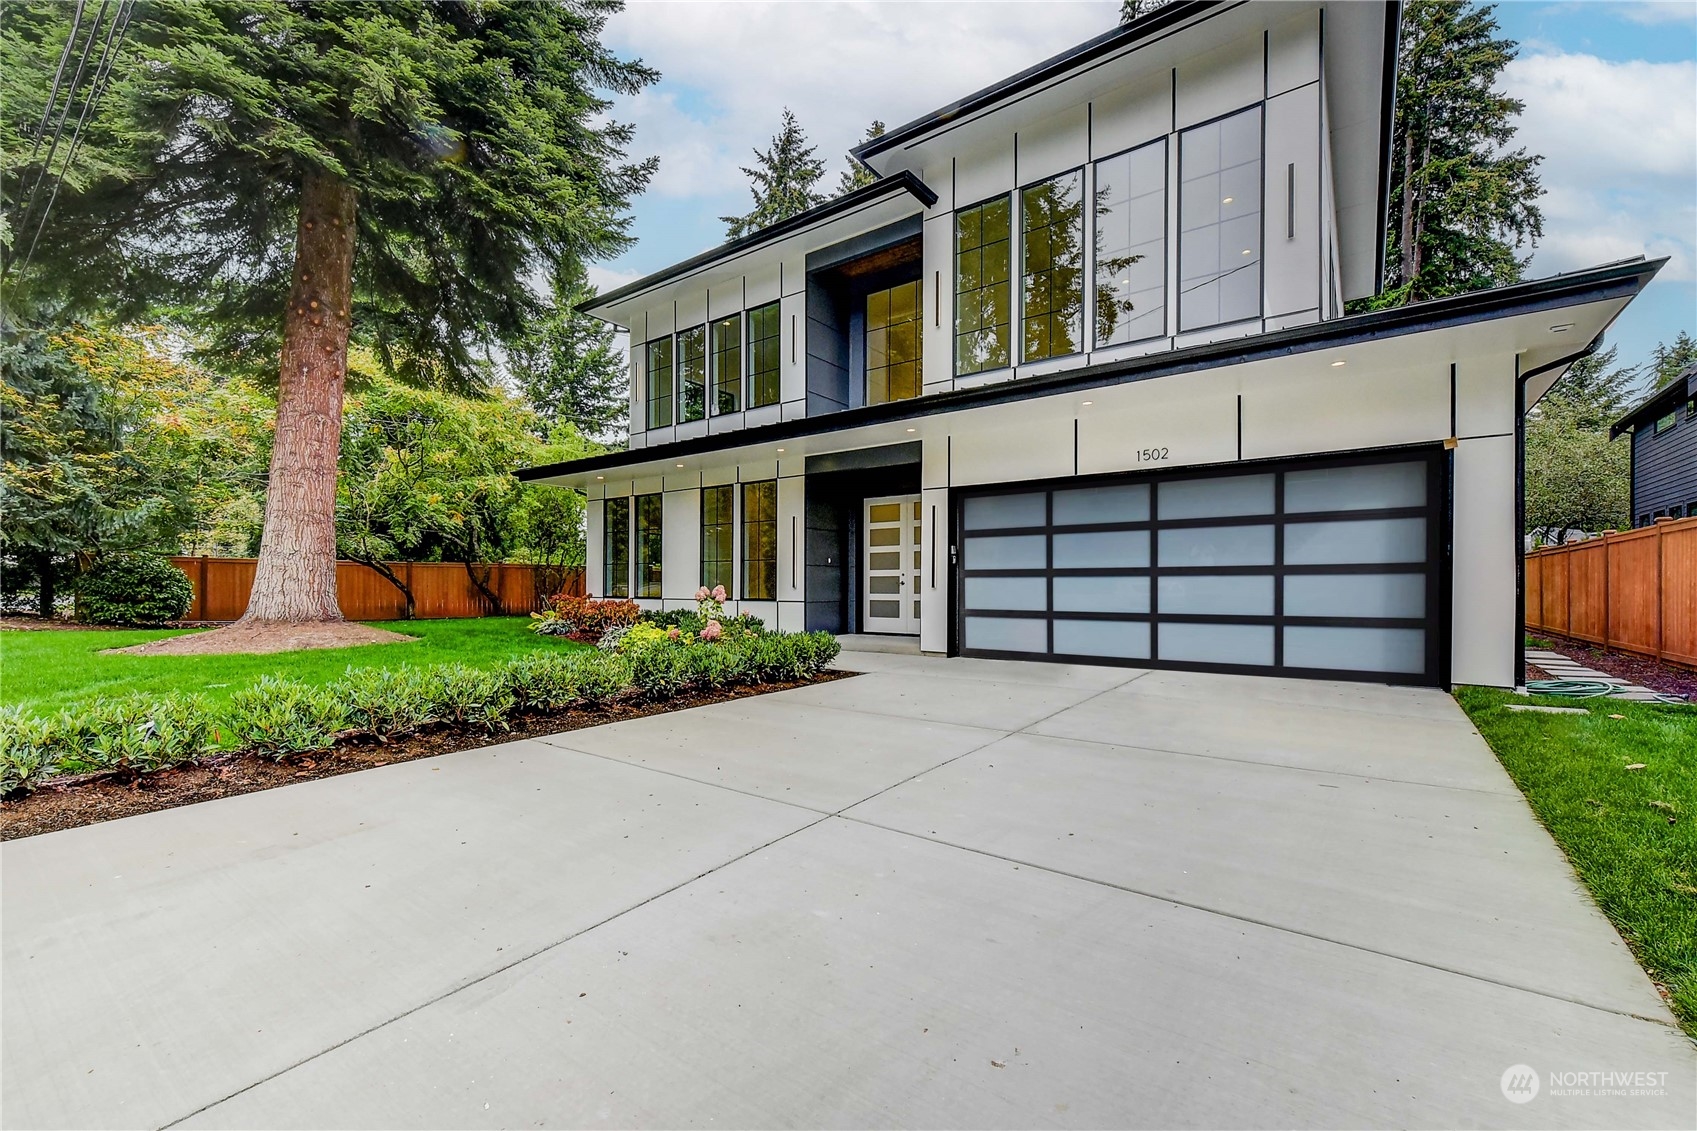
1451,433,1518,688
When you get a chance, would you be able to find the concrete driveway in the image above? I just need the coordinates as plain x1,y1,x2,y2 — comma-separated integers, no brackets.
4,648,1692,1129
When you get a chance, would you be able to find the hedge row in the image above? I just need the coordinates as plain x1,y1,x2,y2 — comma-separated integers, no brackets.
0,631,842,794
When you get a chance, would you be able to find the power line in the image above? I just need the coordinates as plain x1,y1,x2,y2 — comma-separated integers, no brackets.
14,0,110,237
17,0,135,280
25,0,87,164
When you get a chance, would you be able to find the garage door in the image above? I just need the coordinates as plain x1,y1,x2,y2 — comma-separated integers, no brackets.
955,451,1445,684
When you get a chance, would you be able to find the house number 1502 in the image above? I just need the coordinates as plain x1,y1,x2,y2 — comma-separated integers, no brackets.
1135,447,1170,462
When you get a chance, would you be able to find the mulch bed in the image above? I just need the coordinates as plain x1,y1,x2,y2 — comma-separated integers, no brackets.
1529,636,1697,701
1,671,852,841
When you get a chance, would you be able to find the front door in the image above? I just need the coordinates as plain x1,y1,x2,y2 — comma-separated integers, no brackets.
863,494,922,634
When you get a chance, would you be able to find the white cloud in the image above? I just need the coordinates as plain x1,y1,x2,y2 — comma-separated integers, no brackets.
605,1,1121,197
1503,50,1696,280
1617,0,1697,26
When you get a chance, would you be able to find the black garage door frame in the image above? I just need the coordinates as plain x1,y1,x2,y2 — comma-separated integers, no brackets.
948,444,1453,686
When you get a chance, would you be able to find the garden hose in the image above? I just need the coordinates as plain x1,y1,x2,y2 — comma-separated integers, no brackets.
1524,679,1689,706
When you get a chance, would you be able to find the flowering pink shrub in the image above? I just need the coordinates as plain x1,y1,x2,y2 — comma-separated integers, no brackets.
712,584,727,602
694,586,710,601
666,626,682,641
700,620,722,641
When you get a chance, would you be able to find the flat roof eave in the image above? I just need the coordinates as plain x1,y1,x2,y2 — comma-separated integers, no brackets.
522,257,1663,485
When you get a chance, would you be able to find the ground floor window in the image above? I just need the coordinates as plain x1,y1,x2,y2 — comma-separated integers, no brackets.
741,480,777,600
634,493,663,598
702,484,734,592
604,497,631,598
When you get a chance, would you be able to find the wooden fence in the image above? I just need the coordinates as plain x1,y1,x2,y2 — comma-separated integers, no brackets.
1524,515,1697,670
169,557,584,622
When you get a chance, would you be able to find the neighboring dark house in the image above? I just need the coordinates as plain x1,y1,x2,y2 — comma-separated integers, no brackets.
1611,364,1697,526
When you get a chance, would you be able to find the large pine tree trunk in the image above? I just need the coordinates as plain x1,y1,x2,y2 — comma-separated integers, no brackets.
238,172,357,624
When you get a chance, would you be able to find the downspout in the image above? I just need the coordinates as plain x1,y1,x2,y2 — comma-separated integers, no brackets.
1514,332,1603,691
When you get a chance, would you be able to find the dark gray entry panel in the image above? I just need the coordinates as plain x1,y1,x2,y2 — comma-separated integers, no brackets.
954,449,1448,685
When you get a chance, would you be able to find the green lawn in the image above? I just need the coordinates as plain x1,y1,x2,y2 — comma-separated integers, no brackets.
1,618,586,715
1456,687,1697,1036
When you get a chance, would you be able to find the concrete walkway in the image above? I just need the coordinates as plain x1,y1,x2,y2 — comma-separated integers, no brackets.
3,653,1691,1129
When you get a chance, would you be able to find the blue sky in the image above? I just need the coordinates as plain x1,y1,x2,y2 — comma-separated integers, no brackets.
592,1,1695,387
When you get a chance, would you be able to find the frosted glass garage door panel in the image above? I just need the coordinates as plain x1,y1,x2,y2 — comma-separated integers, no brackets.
1285,626,1426,673
964,492,1046,530
1052,483,1150,525
1285,517,1426,564
1054,619,1150,659
1284,573,1425,618
1159,575,1274,615
1158,473,1274,518
1159,622,1274,666
1053,575,1150,613
964,534,1047,569
1053,530,1150,569
1158,525,1274,566
965,576,1047,612
966,616,1048,653
1284,462,1426,513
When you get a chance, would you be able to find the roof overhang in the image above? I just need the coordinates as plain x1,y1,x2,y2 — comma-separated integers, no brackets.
520,257,1663,488
579,172,937,329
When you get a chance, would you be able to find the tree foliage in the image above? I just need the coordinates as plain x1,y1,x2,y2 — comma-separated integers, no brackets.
1524,346,1636,541
1374,0,1543,305
1650,331,1697,391
721,109,826,239
508,266,628,441
836,120,885,196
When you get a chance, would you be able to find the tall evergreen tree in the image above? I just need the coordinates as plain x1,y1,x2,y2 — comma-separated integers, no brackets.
1378,0,1543,304
3,1,655,647
1650,331,1697,390
509,266,629,442
721,109,825,238
836,120,885,196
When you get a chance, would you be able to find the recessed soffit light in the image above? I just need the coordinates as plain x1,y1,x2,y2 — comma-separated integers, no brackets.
1081,400,1094,406
1330,360,1346,368
906,427,916,433
1222,196,1234,204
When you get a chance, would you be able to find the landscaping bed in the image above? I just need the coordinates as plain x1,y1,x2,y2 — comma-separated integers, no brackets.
1528,634,1697,701
1,671,849,840
1456,687,1697,1037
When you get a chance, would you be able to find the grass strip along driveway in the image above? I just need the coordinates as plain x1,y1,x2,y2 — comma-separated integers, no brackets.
1456,687,1697,1036
0,618,580,715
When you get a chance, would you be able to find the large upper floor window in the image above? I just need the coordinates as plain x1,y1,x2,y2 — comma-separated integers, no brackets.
1021,170,1085,363
747,302,781,409
701,484,734,592
604,496,631,598
1094,139,1167,347
710,314,742,415
955,196,1011,375
867,280,922,404
644,337,674,430
1179,105,1262,331
741,480,777,601
678,325,707,423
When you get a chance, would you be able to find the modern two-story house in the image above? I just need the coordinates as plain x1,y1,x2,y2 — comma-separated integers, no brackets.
519,0,1661,689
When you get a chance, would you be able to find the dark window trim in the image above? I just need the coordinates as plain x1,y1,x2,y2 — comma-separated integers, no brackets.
1176,102,1266,335
701,482,736,591
676,324,708,424
633,492,664,599
1018,164,1089,366
740,479,779,602
643,336,675,431
746,301,782,410
953,191,1016,379
1091,135,1170,351
603,495,632,599
1653,410,1677,435
709,313,743,417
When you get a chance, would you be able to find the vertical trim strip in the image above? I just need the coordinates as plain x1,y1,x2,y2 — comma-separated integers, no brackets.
1286,162,1296,239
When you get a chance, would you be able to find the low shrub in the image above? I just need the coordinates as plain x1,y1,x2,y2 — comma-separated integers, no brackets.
530,594,641,637
227,676,348,758
0,707,55,793
640,608,765,640
565,650,633,705
430,663,515,732
334,665,438,738
502,652,576,711
75,553,194,625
